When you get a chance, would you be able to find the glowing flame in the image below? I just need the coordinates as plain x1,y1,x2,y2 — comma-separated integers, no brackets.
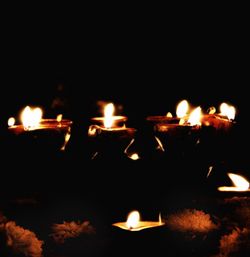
8,117,15,126
179,118,185,125
220,103,236,120
104,103,115,128
126,210,140,229
57,114,63,122
176,100,189,118
218,173,250,192
166,112,173,118
112,211,165,231
130,153,140,161
20,106,43,130
229,173,249,190
188,106,202,126
208,106,216,114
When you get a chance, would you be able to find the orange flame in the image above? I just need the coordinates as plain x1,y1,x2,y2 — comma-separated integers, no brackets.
104,103,115,128
126,210,140,229
219,103,236,120
188,107,202,126
176,100,189,118
20,106,43,130
57,114,63,122
166,112,173,118
218,173,250,192
8,117,15,126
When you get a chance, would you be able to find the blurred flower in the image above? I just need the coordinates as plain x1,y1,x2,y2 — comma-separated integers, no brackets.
166,209,218,234
214,227,250,257
5,221,43,257
50,220,95,244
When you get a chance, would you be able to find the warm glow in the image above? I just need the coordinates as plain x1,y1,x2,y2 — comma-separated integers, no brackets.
112,211,165,231
159,213,162,225
188,107,202,126
57,114,63,122
8,117,15,126
20,106,43,130
166,112,173,118
176,100,189,118
124,139,141,160
88,125,97,136
218,173,250,192
229,173,249,190
126,211,140,229
130,153,140,161
179,118,185,125
208,106,216,114
220,103,236,120
104,103,115,128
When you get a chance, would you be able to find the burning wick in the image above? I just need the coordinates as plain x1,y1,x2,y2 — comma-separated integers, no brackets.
21,106,43,130
90,102,127,129
8,106,72,151
202,102,236,128
219,103,236,121
147,100,202,127
146,99,190,124
112,210,165,231
218,173,250,192
88,102,135,137
176,99,189,120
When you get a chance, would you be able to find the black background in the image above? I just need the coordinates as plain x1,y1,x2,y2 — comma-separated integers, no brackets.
1,11,250,256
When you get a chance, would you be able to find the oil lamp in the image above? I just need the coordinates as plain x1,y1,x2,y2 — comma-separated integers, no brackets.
88,103,136,160
147,101,202,159
218,173,250,193
112,210,165,231
201,102,236,130
7,106,72,153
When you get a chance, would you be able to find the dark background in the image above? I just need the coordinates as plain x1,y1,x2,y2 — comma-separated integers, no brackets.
1,11,248,124
1,11,250,256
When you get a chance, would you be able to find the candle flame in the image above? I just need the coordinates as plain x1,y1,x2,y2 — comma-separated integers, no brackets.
57,114,63,122
219,103,236,120
112,211,165,231
176,100,189,118
126,210,140,229
179,118,185,125
8,117,15,126
21,106,43,130
166,112,173,118
218,173,250,191
208,106,216,114
130,153,140,161
104,103,115,128
188,106,202,126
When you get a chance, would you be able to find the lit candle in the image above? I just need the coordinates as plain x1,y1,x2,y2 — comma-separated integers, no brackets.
112,210,165,231
90,103,127,129
201,102,236,130
146,99,190,125
8,106,72,151
218,173,250,192
88,103,136,160
154,106,202,132
145,101,202,160
146,100,202,136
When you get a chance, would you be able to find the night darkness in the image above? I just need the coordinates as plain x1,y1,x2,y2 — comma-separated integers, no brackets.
1,15,250,257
